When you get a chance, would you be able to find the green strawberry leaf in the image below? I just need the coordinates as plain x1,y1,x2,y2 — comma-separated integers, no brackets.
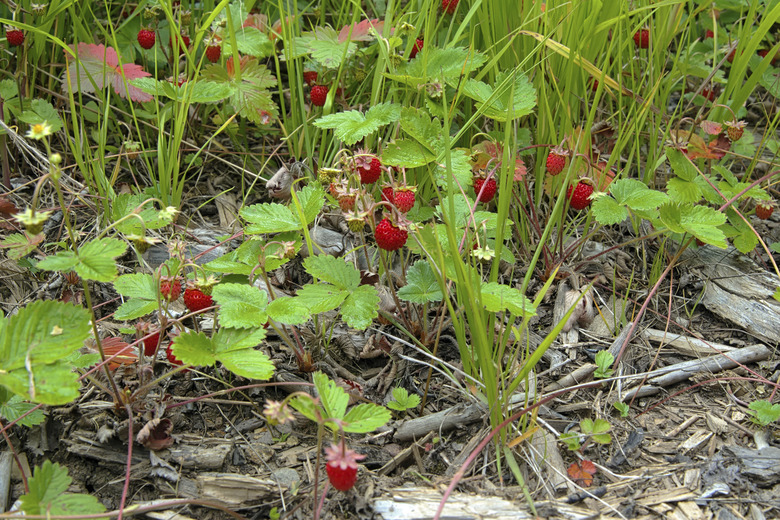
241,203,301,234
399,107,442,154
340,285,379,330
303,255,359,291
386,47,487,87
382,139,437,168
667,178,702,204
170,331,213,366
19,99,63,132
295,184,326,226
666,147,698,182
398,260,443,303
461,70,536,121
314,103,401,145
314,371,349,422
267,297,310,325
114,298,157,321
680,204,727,248
295,284,348,314
749,399,780,426
230,27,274,58
212,283,268,329
433,148,473,189
20,461,106,520
113,270,157,300
658,203,684,233
0,387,45,427
481,282,536,316
343,403,392,433
592,196,628,226
0,301,91,405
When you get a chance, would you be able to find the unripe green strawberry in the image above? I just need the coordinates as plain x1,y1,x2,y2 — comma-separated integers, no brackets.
346,213,366,232
724,120,746,142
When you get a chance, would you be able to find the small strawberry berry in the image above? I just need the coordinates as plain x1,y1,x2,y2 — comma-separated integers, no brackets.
160,277,182,302
137,28,156,50
205,44,221,63
381,185,395,204
303,70,318,85
704,29,714,39
633,28,649,49
410,38,424,59
6,28,24,47
473,177,497,203
442,0,459,14
170,33,190,55
142,330,161,356
394,188,416,213
701,87,717,102
567,179,595,211
337,193,356,211
346,212,366,233
726,48,736,63
310,84,329,107
375,218,408,251
546,146,569,175
360,157,382,184
724,120,746,142
325,440,366,492
166,344,184,367
183,287,213,313
756,202,774,220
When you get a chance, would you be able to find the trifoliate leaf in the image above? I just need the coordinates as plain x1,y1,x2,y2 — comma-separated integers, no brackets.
73,238,127,281
610,179,670,210
666,147,698,182
296,284,348,314
212,283,268,329
658,203,684,233
114,298,157,321
241,203,301,233
680,204,727,248
592,196,628,226
267,297,310,325
341,285,379,329
343,403,392,433
20,461,106,520
398,260,443,303
113,273,157,300
481,282,536,316
399,107,442,154
304,255,360,290
667,177,702,204
748,399,780,426
313,371,349,421
171,331,214,366
295,184,326,226
314,103,401,145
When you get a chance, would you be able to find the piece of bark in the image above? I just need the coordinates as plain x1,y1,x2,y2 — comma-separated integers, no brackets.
621,343,771,401
373,487,597,520
683,246,780,344
0,452,11,513
545,322,633,392
721,445,780,487
394,403,485,442
529,428,575,495
194,473,280,509
642,328,737,357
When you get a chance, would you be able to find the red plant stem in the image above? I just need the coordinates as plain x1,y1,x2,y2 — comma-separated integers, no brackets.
433,379,606,520
0,499,248,519
0,417,28,492
117,405,134,520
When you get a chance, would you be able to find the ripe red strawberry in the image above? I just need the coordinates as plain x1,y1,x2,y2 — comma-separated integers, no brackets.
724,120,746,142
375,218,408,251
142,330,161,356
473,177,497,203
166,344,183,367
701,87,717,101
381,185,395,204
325,441,366,492
704,29,714,39
567,180,594,211
303,70,318,85
6,28,24,47
360,157,382,184
310,85,329,107
442,0,459,14
137,28,156,50
546,146,568,175
633,28,649,49
160,277,182,302
170,33,190,54
410,38,424,59
726,48,736,63
205,44,221,63
756,202,774,220
183,288,213,313
394,188,416,213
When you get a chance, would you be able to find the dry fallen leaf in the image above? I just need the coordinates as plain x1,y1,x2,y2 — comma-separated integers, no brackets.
136,418,174,450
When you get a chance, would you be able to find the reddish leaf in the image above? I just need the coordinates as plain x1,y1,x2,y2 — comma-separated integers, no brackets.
338,19,385,43
708,133,731,160
93,336,137,370
243,13,269,31
62,43,153,102
567,459,597,487
700,120,722,136
471,140,527,180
